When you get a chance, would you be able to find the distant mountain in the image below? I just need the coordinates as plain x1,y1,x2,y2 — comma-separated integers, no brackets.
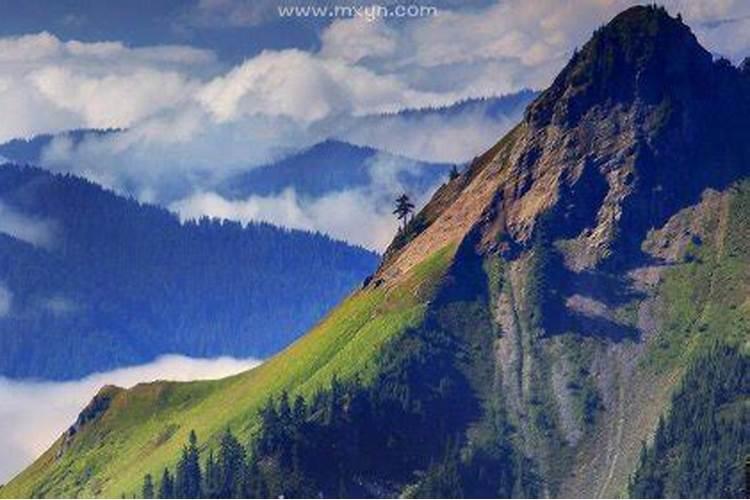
0,163,378,380
373,90,537,121
8,7,748,499
219,139,451,200
339,90,537,163
0,95,530,204
0,129,116,166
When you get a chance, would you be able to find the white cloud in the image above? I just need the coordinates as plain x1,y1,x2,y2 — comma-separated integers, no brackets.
0,32,214,143
39,109,327,202
318,1,615,97
0,283,11,317
42,296,77,316
29,65,198,130
196,49,449,124
0,200,57,249
320,0,750,99
171,154,443,251
0,354,261,484
340,101,526,163
320,19,398,64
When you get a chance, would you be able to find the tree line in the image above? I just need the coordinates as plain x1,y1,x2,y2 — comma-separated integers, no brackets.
138,322,537,498
629,343,749,498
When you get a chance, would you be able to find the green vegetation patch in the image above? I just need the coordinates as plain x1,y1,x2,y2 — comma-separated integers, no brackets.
2,244,458,498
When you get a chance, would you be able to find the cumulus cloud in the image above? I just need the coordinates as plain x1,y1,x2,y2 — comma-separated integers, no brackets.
171,154,443,251
0,32,214,143
197,49,449,124
0,200,57,249
0,354,261,484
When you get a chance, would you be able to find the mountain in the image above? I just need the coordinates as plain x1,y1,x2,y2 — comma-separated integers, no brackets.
0,129,116,166
3,6,749,498
340,90,537,163
0,163,378,380
218,139,451,199
370,90,537,121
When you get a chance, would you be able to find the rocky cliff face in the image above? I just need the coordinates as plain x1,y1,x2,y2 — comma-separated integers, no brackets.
376,5,750,496
381,6,750,281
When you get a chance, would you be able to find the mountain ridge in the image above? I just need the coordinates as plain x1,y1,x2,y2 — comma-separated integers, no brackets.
0,162,377,379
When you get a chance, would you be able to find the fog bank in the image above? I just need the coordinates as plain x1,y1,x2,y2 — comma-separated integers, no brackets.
0,354,261,484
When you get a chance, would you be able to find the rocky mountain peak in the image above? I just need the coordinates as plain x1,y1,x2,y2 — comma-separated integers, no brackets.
525,5,713,129
378,6,750,282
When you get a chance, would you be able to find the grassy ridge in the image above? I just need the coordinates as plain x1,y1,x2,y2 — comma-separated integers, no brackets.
1,244,457,498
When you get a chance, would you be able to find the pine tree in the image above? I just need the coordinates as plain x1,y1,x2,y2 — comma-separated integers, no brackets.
158,468,174,499
278,391,292,428
449,165,460,181
292,395,306,423
393,194,415,230
203,450,220,498
218,429,246,498
245,455,269,498
142,473,155,499
175,431,202,498
257,398,281,456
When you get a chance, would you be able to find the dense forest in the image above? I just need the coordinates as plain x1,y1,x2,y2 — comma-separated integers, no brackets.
0,163,378,379
369,90,537,121
138,342,749,499
629,343,749,498
137,271,540,499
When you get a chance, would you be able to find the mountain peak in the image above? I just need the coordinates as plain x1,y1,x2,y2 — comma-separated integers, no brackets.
378,5,749,281
526,5,713,128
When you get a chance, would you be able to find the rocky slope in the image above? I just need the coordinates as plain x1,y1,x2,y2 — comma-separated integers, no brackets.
3,6,748,498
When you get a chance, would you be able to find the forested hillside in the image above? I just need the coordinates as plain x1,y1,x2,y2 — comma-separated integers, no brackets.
629,344,749,498
0,163,378,380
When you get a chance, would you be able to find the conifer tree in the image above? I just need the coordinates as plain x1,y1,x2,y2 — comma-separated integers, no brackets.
449,164,460,181
393,194,415,230
158,468,174,499
218,429,246,498
175,431,202,498
142,473,154,499
203,450,221,498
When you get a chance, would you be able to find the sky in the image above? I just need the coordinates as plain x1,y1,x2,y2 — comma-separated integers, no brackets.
1,0,750,252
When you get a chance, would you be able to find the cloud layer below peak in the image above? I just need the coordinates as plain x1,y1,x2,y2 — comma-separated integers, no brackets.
0,354,261,484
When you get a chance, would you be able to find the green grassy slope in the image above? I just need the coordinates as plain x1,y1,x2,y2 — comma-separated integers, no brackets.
0,244,457,498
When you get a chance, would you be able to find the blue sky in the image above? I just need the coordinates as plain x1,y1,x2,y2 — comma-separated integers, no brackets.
1,0,749,249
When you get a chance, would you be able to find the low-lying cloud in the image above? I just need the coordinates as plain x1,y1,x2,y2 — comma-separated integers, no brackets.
0,200,57,249
340,102,526,164
0,354,261,484
171,154,444,251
